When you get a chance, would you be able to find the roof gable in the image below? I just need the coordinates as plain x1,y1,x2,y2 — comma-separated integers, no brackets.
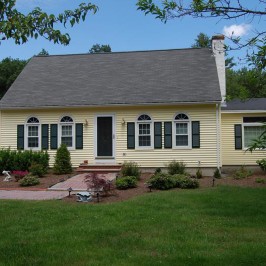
0,48,221,109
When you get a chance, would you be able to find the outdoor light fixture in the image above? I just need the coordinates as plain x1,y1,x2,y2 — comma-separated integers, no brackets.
67,187,73,197
85,119,89,126
121,118,126,125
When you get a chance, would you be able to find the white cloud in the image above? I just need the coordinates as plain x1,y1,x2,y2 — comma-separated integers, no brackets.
223,24,251,37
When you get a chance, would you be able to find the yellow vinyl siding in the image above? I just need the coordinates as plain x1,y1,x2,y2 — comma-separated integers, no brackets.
0,104,218,168
221,113,266,165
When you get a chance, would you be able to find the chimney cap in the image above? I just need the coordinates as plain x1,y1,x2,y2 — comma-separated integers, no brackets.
212,35,225,40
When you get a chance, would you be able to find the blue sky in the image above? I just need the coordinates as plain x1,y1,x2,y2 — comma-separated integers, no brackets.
1,0,265,65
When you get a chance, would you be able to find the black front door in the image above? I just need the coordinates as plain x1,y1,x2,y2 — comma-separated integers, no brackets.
97,117,113,156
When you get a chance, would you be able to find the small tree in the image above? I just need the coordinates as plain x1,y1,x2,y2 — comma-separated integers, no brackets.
53,144,72,174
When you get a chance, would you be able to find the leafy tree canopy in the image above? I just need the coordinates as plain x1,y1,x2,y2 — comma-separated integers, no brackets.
38,49,49,56
137,0,266,69
89,44,112,53
0,57,27,98
0,0,98,45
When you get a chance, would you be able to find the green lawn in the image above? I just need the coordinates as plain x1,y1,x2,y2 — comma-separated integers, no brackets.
0,186,265,266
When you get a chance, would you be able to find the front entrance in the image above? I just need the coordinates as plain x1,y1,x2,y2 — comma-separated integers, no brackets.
96,116,114,157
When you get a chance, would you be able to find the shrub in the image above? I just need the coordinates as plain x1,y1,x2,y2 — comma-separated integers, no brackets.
255,178,266,184
154,167,162,174
148,173,175,190
20,175,40,187
256,159,266,172
167,160,186,175
85,173,114,195
116,176,137,190
148,173,199,190
12,170,29,182
121,162,141,180
29,163,46,177
0,149,49,172
53,144,72,174
233,165,252,180
196,168,203,179
213,168,221,179
172,174,199,189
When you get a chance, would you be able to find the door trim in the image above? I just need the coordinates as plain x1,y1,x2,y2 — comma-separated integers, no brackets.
94,114,116,163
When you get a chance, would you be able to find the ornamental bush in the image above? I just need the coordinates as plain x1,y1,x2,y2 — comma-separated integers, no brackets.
121,162,141,180
53,144,72,174
257,159,266,172
233,165,252,180
167,160,186,175
0,149,49,172
148,173,199,190
29,163,46,177
20,175,40,187
115,176,137,190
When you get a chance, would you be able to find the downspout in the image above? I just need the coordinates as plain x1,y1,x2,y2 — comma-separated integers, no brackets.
216,104,221,170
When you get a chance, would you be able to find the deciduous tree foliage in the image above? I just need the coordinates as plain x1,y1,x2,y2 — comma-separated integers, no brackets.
0,57,27,98
0,0,98,45
89,44,112,53
137,0,266,69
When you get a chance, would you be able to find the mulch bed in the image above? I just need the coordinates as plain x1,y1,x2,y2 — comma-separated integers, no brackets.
1,171,265,203
0,171,78,190
63,173,266,204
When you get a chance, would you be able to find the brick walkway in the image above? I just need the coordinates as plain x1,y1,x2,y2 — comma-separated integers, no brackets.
49,173,116,191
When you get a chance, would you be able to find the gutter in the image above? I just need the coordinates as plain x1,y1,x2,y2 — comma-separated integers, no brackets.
0,101,221,111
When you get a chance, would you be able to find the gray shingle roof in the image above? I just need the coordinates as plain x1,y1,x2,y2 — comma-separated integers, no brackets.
222,98,266,111
0,48,221,109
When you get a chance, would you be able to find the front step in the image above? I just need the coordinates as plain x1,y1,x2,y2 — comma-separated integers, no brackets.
77,163,122,173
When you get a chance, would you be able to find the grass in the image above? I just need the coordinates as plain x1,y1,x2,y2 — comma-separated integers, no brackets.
0,186,265,266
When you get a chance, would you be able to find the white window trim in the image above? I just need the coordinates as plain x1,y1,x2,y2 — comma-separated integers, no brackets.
135,114,154,150
25,118,41,151
242,122,264,150
172,113,192,149
58,116,75,150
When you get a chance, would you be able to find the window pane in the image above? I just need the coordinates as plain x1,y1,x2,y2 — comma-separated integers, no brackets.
28,137,39,148
62,137,73,147
139,136,151,147
62,125,72,136
139,123,150,135
244,126,264,147
176,135,188,146
176,123,188,134
28,126,38,136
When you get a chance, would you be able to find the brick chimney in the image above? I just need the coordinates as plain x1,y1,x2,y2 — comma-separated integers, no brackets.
212,35,226,105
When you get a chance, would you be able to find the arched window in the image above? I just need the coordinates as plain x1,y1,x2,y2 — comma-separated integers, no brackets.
137,114,153,148
59,116,74,148
26,116,40,149
174,113,191,148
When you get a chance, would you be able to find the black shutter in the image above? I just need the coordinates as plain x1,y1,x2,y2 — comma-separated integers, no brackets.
50,124,58,149
154,122,162,149
235,124,242,150
76,123,83,149
127,122,135,149
164,122,172,148
17,125,24,150
41,124,49,150
192,121,200,148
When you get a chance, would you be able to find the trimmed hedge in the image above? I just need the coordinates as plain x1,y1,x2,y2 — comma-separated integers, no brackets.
148,173,199,190
116,176,137,190
0,149,49,172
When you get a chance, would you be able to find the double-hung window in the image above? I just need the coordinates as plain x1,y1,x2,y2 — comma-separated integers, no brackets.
137,114,153,148
243,117,266,149
26,117,40,150
59,116,74,149
174,113,191,148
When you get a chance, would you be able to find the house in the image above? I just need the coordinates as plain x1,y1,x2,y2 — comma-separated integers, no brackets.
0,35,264,175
